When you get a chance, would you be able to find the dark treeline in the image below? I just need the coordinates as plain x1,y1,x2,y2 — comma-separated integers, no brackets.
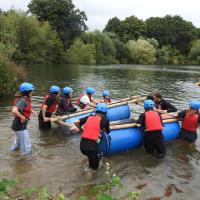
1,0,200,96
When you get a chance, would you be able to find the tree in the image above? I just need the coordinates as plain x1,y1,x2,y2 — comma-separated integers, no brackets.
119,16,146,42
103,17,122,34
66,39,95,64
127,38,156,64
28,0,88,48
81,31,117,64
146,15,195,54
189,40,200,64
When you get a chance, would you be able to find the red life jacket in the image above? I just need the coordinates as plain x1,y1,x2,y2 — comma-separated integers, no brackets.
58,97,71,112
82,115,101,141
14,96,32,119
76,93,87,109
182,111,199,132
41,95,56,114
145,110,163,131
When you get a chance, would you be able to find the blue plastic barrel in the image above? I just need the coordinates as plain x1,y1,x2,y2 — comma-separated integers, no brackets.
162,122,180,141
64,104,130,124
100,121,180,155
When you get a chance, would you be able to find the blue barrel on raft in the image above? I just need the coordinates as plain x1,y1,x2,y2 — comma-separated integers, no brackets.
99,122,180,155
64,104,130,124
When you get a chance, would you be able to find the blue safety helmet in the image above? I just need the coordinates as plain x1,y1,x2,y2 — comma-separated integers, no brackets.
19,82,35,92
49,85,60,93
63,87,73,94
189,100,200,110
144,99,155,109
96,103,107,113
103,90,110,97
86,87,95,94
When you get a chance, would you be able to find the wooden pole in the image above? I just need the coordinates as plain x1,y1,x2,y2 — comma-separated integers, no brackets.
110,118,178,130
51,96,145,121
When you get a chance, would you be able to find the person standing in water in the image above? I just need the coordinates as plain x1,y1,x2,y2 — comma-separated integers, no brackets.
38,85,60,130
56,86,77,115
102,90,112,104
174,100,200,142
137,99,166,158
76,87,97,110
147,92,177,113
11,82,36,155
74,103,110,170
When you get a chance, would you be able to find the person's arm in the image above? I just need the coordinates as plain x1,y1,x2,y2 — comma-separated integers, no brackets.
74,116,88,131
12,107,26,123
42,105,50,122
100,117,110,134
136,113,145,127
176,110,186,119
12,98,28,122
42,97,54,122
163,100,177,113
31,109,37,116
198,114,200,128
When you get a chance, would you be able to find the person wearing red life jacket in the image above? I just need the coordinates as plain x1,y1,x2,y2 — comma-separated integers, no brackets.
137,99,166,158
38,85,60,130
75,87,97,110
11,82,36,155
174,101,200,142
56,87,77,115
74,103,110,170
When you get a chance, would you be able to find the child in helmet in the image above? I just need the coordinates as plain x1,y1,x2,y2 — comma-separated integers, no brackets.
137,99,166,158
102,90,111,104
38,85,60,130
11,82,36,155
174,100,200,142
75,87,97,110
56,86,77,115
74,103,110,170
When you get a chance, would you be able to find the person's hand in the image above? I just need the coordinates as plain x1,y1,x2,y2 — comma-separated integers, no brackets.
32,110,37,116
70,125,80,133
21,116,26,123
44,117,50,122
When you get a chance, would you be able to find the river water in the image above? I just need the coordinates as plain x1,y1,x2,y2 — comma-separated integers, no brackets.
1,64,200,199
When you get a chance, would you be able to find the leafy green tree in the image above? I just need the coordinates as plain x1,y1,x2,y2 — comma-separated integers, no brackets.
28,0,88,48
0,10,66,64
103,17,122,34
156,45,185,64
81,31,117,64
66,38,95,64
120,16,146,42
0,10,18,58
112,38,129,63
189,40,200,64
146,15,195,54
127,38,156,64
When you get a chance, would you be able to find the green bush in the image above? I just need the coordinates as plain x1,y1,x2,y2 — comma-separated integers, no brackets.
127,38,156,64
0,54,25,97
67,39,96,64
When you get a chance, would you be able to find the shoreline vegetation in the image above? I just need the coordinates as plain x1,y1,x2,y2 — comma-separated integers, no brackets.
1,0,200,96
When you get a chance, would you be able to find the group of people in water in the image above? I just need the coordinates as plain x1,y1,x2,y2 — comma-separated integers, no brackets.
11,82,200,170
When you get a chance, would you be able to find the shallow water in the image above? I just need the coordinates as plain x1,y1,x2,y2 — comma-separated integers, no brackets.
1,64,200,199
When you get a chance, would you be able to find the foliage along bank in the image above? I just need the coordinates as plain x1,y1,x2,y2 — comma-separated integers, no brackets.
1,0,200,96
